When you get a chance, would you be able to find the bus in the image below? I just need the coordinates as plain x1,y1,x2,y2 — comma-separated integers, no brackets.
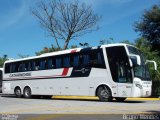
0,68,3,93
2,43,157,102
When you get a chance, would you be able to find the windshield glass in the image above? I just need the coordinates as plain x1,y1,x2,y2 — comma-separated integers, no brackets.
127,45,151,80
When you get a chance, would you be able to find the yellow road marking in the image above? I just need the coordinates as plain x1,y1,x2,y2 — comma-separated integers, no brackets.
53,96,160,100
26,114,65,120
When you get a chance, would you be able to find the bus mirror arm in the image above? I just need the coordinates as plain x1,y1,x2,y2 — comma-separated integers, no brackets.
146,60,157,71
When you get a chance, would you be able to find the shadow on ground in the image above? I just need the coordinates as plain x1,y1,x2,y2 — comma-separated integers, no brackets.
1,94,145,103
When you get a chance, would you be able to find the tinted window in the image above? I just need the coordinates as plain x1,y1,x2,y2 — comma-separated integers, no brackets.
56,57,62,68
106,46,132,83
0,70,2,80
5,63,11,73
63,56,70,67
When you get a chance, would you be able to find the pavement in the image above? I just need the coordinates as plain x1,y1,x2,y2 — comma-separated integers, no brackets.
0,94,160,120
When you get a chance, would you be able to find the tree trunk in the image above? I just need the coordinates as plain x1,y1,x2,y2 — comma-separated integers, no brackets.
63,35,71,49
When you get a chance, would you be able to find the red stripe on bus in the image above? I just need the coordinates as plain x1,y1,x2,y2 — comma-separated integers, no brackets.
61,68,69,76
71,50,77,53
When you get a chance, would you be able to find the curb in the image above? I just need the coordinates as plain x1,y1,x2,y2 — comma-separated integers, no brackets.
52,96,160,101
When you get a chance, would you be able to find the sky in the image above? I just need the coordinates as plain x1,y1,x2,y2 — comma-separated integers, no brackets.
0,0,159,58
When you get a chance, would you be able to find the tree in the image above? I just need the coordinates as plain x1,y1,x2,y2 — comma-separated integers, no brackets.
18,54,29,58
36,44,62,56
0,55,8,67
99,38,114,45
135,5,160,55
79,42,89,48
32,0,100,50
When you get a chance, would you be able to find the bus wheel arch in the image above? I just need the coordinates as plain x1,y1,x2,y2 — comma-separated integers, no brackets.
96,84,112,102
14,86,22,98
23,86,32,98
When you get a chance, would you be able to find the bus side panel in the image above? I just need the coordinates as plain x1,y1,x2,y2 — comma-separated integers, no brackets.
2,78,90,96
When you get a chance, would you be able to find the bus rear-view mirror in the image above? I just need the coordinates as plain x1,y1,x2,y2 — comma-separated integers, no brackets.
146,60,157,70
129,55,141,67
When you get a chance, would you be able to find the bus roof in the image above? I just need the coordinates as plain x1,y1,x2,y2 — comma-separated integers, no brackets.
4,43,136,63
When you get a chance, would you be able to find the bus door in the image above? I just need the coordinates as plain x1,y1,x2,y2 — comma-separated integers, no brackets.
106,46,133,97
116,62,132,97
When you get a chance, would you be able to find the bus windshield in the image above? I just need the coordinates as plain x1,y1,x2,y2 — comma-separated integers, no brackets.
127,45,151,81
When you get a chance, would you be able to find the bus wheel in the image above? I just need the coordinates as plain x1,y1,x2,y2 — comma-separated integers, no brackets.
97,86,112,102
23,87,32,98
14,87,22,98
115,97,126,102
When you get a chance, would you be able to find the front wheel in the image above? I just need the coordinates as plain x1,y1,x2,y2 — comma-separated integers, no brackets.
23,87,32,98
97,87,112,102
115,97,126,102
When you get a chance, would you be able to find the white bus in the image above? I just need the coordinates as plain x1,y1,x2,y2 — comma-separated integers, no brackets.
2,44,157,101
0,68,3,93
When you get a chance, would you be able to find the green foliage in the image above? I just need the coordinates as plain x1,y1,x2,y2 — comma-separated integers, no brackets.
36,44,78,56
135,5,160,55
79,42,89,48
0,55,8,67
134,3,160,96
120,40,134,45
36,44,62,56
18,54,30,58
99,38,114,45
134,38,160,96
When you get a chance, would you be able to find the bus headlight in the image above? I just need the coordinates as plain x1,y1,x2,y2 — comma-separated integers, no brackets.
135,83,142,89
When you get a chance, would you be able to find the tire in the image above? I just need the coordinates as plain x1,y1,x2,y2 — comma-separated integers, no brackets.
97,86,112,102
23,87,32,98
115,97,126,102
14,87,22,98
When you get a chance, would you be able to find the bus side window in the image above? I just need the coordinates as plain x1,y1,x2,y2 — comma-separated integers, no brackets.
63,56,70,68
48,58,53,69
21,63,25,72
24,62,29,71
97,53,102,64
70,55,74,67
35,60,40,70
83,54,90,66
31,61,36,71
89,53,97,67
18,63,23,72
73,55,79,67
12,63,19,73
97,52,105,68
40,59,45,70
56,57,62,68
5,63,11,73
27,62,31,71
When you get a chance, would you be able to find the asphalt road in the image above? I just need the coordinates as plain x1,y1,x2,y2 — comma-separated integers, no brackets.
0,94,160,120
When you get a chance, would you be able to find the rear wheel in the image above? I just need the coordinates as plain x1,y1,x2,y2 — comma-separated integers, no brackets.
14,87,22,98
23,87,32,98
115,97,126,102
97,86,112,102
